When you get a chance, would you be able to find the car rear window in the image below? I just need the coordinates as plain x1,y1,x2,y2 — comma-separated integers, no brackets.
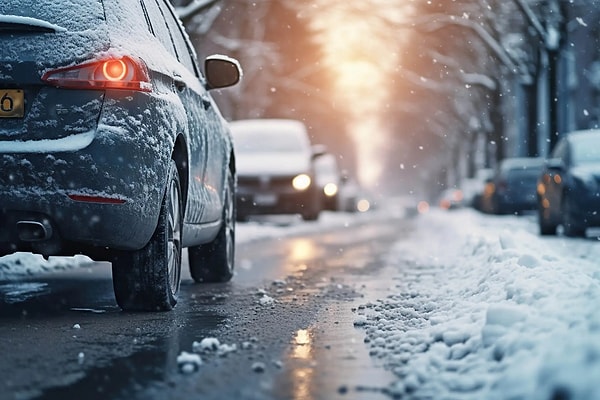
507,168,541,185
0,0,105,32
234,129,307,153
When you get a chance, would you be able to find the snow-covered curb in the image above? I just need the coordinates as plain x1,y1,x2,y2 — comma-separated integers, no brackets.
354,208,600,399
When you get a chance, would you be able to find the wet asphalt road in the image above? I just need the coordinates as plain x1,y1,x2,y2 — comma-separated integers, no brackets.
0,211,411,400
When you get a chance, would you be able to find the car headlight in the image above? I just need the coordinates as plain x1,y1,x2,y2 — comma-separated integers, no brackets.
323,183,338,197
292,174,311,191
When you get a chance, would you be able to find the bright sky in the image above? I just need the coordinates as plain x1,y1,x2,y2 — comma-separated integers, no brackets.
306,2,412,187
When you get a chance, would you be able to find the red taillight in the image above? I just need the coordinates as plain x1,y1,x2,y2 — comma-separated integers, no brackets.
103,59,127,81
42,57,152,92
68,194,127,204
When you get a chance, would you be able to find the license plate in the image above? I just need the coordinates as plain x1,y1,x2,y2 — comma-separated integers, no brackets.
254,194,277,206
0,89,24,118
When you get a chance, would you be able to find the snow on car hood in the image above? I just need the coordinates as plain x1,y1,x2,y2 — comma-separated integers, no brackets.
236,152,312,177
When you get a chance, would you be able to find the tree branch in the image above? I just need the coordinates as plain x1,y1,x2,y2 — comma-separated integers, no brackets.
175,0,220,23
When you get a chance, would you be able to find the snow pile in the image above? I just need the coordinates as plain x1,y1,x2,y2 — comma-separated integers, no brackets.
192,337,237,357
356,208,600,399
176,351,202,374
0,253,93,280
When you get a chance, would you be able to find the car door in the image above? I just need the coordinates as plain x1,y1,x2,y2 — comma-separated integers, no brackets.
161,1,229,224
144,0,211,224
162,0,230,224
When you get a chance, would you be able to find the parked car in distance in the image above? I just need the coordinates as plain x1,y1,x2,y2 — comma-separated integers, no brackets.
0,0,242,311
438,187,464,210
461,168,494,211
338,174,373,213
230,119,324,221
537,129,600,237
314,152,342,211
481,157,544,215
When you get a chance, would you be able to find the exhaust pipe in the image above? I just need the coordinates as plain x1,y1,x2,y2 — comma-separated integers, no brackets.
16,220,53,242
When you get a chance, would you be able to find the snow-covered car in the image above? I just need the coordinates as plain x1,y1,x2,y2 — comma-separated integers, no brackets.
230,118,323,221
537,129,600,237
0,0,242,311
313,152,342,211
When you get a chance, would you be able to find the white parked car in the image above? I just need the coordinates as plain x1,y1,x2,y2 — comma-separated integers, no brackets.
230,119,324,221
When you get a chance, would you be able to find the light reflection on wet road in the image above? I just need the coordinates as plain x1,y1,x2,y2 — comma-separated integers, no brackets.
0,213,410,400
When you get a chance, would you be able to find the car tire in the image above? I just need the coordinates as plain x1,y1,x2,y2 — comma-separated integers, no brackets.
111,160,182,311
538,207,557,236
188,169,235,283
301,191,321,221
562,194,585,237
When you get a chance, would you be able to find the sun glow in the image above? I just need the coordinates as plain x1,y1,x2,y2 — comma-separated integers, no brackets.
305,2,412,187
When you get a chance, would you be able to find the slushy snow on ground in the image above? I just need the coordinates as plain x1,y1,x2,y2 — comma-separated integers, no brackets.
355,207,600,400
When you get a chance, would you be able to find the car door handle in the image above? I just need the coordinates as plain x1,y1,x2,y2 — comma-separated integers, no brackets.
201,97,212,110
173,76,186,92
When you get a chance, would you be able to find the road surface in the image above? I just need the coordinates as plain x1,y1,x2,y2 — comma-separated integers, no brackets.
0,208,411,400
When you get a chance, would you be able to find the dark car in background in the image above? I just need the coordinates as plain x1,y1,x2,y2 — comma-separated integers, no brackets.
481,157,544,215
0,0,242,311
461,168,493,211
231,118,324,221
537,129,600,237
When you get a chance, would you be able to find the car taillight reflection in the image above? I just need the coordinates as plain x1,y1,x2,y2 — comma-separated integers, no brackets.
417,201,430,214
356,199,370,212
42,57,152,92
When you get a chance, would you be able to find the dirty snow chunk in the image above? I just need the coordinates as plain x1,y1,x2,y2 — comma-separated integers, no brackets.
72,323,81,329
177,351,202,373
251,361,266,373
193,337,220,352
259,294,275,306
241,341,255,350
353,315,368,326
217,343,237,357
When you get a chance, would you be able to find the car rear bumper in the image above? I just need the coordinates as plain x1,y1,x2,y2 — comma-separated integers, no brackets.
236,187,319,217
497,193,537,213
0,124,171,258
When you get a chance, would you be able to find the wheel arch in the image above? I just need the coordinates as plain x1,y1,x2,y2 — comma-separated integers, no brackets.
172,134,189,214
229,149,236,177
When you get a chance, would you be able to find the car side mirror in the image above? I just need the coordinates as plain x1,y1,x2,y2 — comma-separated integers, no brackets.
311,144,327,159
205,55,242,90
